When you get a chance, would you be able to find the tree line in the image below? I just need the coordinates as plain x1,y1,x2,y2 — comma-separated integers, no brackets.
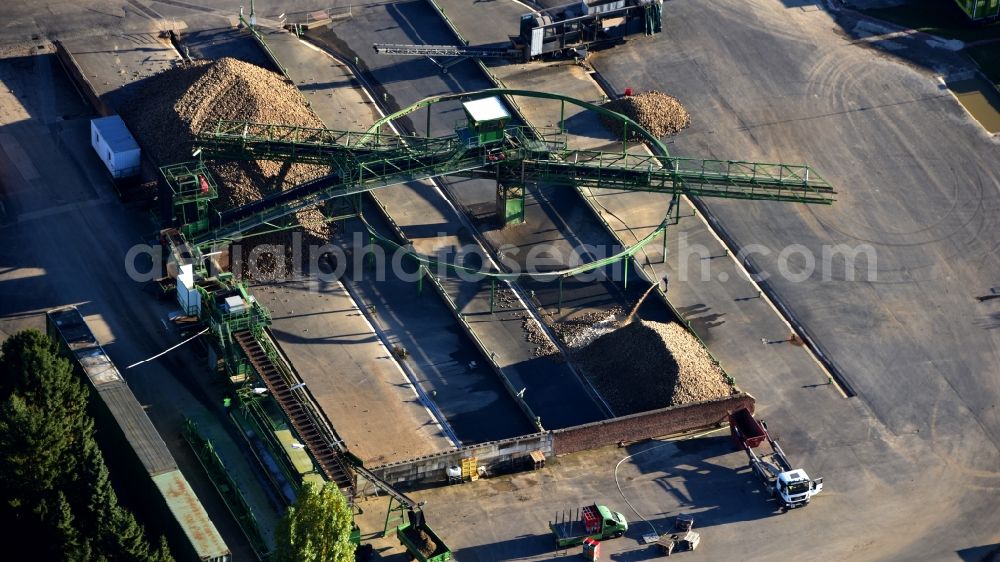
0,328,359,562
0,330,173,561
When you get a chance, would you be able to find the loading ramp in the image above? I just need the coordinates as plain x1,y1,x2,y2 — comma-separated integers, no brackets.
234,331,355,493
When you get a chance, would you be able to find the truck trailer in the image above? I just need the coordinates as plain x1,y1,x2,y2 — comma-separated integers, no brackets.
730,408,823,510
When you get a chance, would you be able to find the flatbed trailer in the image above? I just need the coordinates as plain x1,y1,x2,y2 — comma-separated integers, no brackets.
653,515,700,555
549,504,628,548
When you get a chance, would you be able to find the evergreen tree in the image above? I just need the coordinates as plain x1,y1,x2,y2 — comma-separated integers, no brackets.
274,481,356,562
0,330,92,497
50,491,93,561
0,329,173,562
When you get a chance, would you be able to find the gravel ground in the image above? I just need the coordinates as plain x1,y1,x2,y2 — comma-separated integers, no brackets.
601,90,690,139
119,57,334,280
522,316,558,357
576,320,733,415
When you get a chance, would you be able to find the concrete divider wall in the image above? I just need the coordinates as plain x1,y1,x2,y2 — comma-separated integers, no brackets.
552,393,755,456
368,432,553,486
54,42,114,116
366,394,754,487
362,191,545,434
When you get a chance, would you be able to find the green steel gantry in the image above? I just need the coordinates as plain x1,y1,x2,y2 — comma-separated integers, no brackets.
165,89,834,256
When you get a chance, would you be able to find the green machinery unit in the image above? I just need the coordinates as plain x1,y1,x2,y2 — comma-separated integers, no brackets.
200,274,271,376
162,161,219,240
459,96,524,224
952,0,999,21
460,96,511,145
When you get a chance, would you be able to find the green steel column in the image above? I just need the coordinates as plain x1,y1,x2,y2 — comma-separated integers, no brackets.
418,265,424,295
366,232,375,270
558,277,563,313
622,121,628,155
623,255,629,290
560,100,565,133
383,497,396,536
426,106,432,138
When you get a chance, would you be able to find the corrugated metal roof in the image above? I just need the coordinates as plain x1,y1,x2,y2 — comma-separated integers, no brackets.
462,97,510,122
98,382,177,476
152,471,231,560
92,115,140,154
48,307,98,351
48,308,229,561
77,347,124,386
48,308,122,387
49,309,169,472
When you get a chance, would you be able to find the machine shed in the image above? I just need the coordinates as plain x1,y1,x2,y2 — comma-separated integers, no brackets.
153,470,231,562
46,307,231,562
462,96,511,123
91,115,141,179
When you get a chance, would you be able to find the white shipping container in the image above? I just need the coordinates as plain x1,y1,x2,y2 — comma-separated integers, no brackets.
90,115,141,179
177,264,202,316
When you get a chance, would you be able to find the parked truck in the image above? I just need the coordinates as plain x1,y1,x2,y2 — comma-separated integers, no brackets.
729,408,823,510
549,504,628,547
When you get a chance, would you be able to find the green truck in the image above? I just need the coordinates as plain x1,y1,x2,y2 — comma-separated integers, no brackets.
396,520,452,562
952,0,999,22
549,504,628,548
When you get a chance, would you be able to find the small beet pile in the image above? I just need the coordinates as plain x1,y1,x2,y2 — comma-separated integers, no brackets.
403,526,439,557
600,90,690,139
576,320,733,415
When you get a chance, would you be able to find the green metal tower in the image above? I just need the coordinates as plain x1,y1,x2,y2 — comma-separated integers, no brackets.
161,161,219,240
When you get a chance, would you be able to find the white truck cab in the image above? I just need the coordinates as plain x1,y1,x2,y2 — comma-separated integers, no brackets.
776,469,823,509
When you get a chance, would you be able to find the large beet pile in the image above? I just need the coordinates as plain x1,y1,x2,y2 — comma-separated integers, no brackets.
119,57,333,279
576,320,732,415
600,91,690,139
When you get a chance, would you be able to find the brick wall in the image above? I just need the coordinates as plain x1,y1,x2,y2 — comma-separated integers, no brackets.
368,432,553,487
365,395,755,488
552,393,755,455
54,43,114,116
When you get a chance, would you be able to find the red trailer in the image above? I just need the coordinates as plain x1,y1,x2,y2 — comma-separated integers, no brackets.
728,408,766,449
728,408,824,509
